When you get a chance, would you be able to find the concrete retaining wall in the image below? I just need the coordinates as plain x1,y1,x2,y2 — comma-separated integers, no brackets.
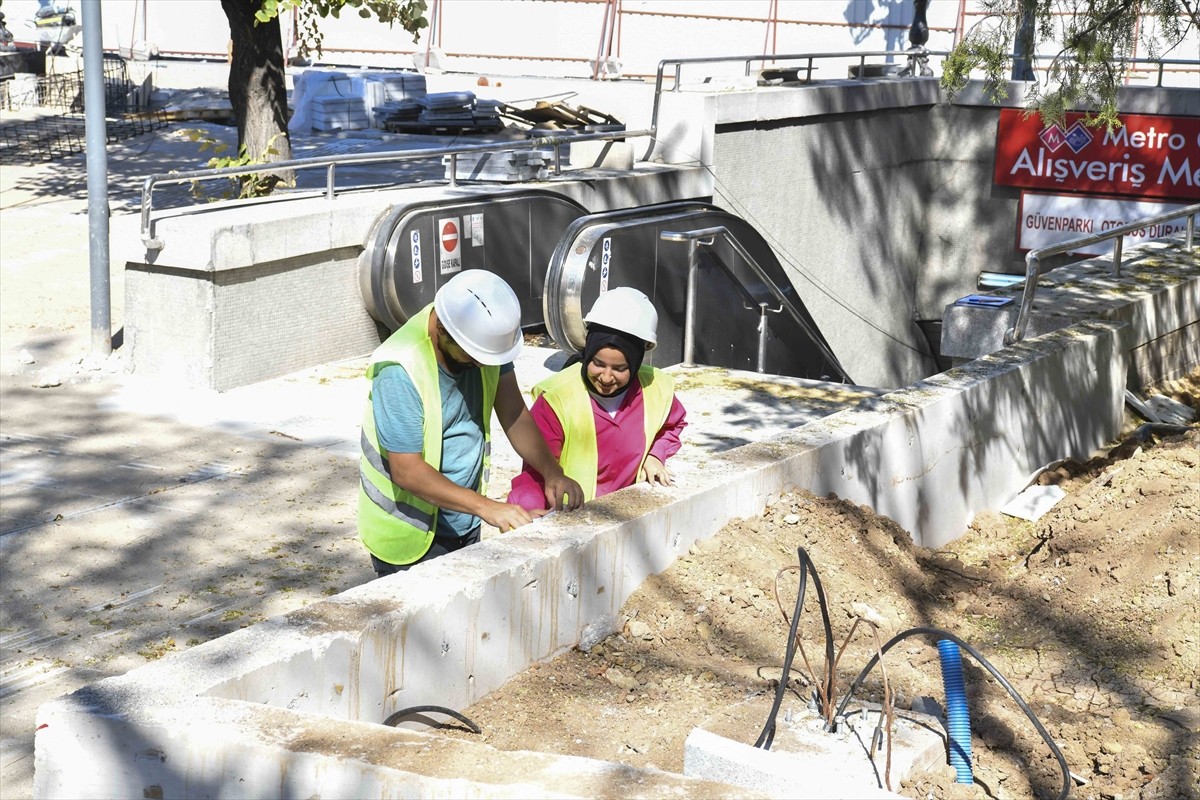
36,317,1130,798
125,167,712,390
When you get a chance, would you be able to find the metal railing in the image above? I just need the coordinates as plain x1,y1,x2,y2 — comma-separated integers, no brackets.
661,226,847,381
138,126,648,249
645,48,949,157
644,49,1195,160
1005,203,1199,344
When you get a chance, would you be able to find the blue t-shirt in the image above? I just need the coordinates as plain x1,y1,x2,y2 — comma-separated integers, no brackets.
372,361,513,538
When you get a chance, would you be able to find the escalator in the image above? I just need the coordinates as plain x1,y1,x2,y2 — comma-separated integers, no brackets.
361,194,847,382
543,203,849,382
359,190,588,331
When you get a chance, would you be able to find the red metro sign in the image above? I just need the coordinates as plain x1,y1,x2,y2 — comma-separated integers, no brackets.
994,109,1200,200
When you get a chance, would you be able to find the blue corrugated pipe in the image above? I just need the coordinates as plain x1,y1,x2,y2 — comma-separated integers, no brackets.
938,639,974,784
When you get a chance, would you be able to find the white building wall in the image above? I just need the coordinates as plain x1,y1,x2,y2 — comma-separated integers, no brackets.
6,0,1193,88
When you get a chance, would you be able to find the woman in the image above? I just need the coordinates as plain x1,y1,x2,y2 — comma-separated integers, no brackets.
508,287,687,511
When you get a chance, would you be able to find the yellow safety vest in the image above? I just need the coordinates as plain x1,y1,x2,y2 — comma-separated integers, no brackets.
533,365,674,501
358,304,498,565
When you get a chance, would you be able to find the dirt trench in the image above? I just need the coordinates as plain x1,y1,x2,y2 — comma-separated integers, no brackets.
437,374,1200,800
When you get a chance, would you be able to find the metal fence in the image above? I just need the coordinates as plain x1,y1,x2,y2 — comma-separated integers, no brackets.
0,53,165,164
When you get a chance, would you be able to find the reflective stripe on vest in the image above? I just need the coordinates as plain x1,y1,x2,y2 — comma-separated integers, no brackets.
358,304,498,565
533,365,674,501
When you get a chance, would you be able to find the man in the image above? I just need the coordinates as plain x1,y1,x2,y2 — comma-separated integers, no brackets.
359,270,584,576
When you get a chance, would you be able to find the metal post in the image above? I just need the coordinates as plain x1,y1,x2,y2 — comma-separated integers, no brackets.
553,143,562,175
1113,236,1123,276
756,302,769,373
326,163,335,200
82,0,111,358
449,153,458,187
1187,213,1195,250
682,239,699,366
673,63,681,90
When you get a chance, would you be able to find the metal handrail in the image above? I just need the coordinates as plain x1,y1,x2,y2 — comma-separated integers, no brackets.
1004,203,1200,344
138,127,649,249
643,49,1195,162
661,226,848,381
645,48,950,159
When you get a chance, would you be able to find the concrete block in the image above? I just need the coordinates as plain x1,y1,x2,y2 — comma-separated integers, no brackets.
684,697,944,799
569,140,634,170
940,302,1073,360
651,91,715,166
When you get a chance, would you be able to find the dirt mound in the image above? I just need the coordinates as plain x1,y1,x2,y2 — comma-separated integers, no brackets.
438,377,1198,800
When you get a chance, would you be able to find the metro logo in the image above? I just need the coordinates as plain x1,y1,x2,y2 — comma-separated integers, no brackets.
1037,121,1093,154
1039,125,1067,152
1063,123,1093,154
994,109,1200,200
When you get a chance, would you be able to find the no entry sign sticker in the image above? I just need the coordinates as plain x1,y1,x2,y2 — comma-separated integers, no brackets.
438,217,462,275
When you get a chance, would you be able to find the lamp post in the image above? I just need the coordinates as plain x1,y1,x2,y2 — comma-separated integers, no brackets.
82,0,111,358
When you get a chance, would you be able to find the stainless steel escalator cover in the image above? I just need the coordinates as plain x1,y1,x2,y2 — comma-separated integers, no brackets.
360,190,588,332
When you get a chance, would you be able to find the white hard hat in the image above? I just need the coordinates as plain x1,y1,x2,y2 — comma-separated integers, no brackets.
434,270,523,365
583,287,658,350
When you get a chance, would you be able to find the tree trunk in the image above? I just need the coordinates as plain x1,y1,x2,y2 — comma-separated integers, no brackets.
221,0,293,189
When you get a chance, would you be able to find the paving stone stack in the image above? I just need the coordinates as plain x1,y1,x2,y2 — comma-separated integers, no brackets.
366,72,426,129
443,148,554,182
310,95,369,131
417,91,476,127
472,98,503,129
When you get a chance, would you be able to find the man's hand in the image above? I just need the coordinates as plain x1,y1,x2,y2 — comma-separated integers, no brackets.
479,499,537,533
495,372,583,513
638,455,673,487
543,468,584,511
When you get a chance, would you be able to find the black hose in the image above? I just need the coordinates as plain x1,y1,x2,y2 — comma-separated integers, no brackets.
383,704,482,734
754,546,835,750
834,627,1071,800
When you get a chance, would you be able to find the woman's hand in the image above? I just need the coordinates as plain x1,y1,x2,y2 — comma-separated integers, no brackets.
638,455,673,487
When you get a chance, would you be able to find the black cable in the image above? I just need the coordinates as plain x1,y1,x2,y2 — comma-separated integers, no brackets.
834,627,1071,800
754,546,835,750
383,704,482,734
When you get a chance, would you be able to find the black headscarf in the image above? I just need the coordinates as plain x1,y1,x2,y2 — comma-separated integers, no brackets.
579,324,646,393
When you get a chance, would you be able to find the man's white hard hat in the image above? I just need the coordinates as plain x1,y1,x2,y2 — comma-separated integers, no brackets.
434,270,523,365
583,286,658,350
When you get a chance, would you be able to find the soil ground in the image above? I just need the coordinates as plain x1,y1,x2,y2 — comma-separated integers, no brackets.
440,373,1200,800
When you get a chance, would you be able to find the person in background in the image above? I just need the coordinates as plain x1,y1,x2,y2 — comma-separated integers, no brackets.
508,287,687,510
359,270,584,577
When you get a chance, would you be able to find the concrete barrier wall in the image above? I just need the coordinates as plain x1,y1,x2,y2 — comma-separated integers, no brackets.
36,318,1130,798
125,168,712,390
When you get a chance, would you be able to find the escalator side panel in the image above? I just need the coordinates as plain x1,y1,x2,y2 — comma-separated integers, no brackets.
362,192,588,332
545,207,848,381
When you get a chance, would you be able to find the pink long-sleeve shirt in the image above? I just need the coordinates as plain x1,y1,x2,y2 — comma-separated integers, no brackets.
507,379,687,511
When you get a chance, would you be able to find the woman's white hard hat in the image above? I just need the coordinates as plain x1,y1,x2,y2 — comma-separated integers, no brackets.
583,286,658,350
433,270,523,365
